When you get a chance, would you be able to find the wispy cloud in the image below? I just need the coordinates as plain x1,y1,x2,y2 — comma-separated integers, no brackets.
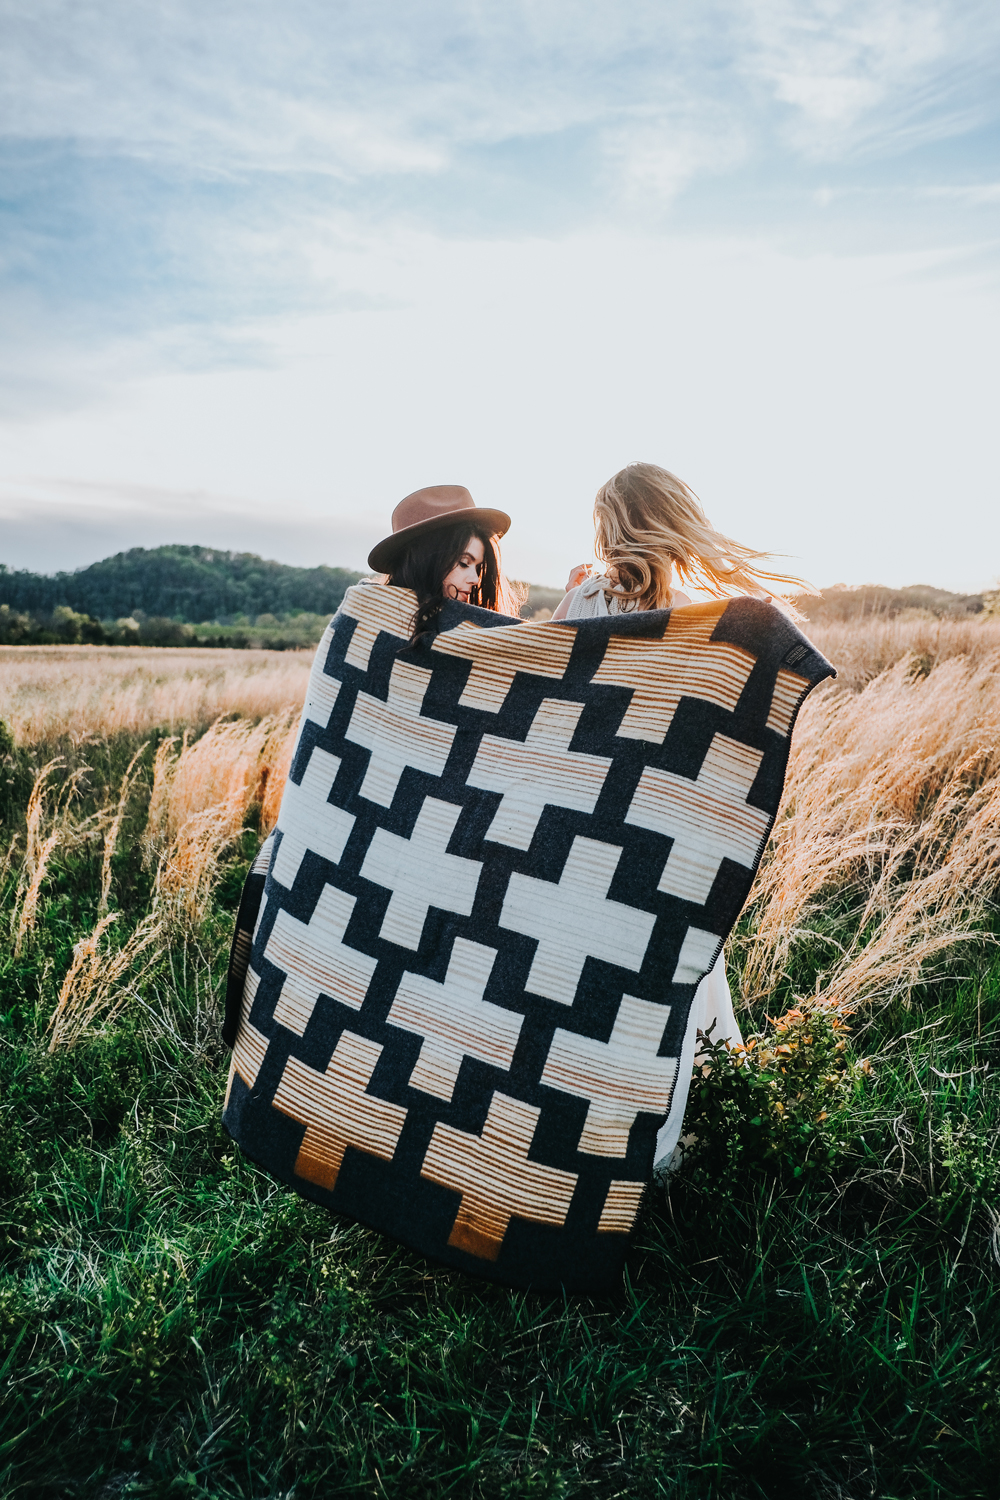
5,3,997,199
1,0,998,426
740,0,1000,156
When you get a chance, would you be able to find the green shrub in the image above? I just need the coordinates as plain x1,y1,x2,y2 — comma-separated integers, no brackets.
678,1000,862,1182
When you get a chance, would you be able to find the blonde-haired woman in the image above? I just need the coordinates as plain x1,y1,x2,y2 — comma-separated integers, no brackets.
553,460,804,620
555,462,807,1176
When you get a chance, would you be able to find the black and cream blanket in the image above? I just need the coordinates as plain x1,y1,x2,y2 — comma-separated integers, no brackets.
222,583,834,1292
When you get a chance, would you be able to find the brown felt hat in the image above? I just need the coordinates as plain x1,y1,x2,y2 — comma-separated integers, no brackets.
368,485,511,574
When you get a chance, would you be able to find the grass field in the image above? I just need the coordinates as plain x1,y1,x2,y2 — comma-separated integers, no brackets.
0,645,311,744
2,619,1000,1498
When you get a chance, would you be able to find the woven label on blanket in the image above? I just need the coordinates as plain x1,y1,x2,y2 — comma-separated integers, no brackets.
222,584,834,1291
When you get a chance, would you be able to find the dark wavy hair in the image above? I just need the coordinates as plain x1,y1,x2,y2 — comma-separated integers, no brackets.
384,522,523,642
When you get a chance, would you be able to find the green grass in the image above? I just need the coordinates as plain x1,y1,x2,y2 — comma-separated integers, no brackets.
2,733,999,1499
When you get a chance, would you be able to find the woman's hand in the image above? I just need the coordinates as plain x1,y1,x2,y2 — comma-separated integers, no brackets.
552,563,593,621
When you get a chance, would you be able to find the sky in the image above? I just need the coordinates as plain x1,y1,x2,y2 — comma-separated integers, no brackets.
1,0,998,591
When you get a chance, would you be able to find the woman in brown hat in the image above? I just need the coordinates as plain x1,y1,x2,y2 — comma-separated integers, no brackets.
369,484,524,639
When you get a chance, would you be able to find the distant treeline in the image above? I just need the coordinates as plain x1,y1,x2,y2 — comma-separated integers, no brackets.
0,603,334,650
0,544,364,649
0,545,364,622
801,583,993,623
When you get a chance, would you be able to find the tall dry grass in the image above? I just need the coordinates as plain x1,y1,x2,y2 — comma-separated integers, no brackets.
805,615,1000,694
14,759,109,952
47,911,163,1052
146,715,295,846
148,715,297,929
100,744,148,910
24,713,300,1045
734,643,1000,1017
0,645,310,743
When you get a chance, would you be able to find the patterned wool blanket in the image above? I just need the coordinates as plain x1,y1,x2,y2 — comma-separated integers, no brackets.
222,583,834,1292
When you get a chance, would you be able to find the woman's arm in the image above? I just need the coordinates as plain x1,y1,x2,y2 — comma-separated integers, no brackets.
551,564,590,621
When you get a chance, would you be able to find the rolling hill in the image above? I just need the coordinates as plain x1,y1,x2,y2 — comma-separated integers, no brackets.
0,545,364,623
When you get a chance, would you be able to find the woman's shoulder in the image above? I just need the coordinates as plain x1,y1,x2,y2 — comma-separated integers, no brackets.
555,578,692,620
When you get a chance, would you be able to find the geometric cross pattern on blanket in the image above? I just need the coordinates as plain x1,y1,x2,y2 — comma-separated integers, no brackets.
271,745,355,889
302,670,341,731
431,619,577,712
500,835,656,1003
671,926,723,985
272,1030,408,1192
300,629,341,730
222,581,834,1293
597,1179,647,1233
421,1091,579,1261
228,966,267,1099
361,796,482,949
467,698,613,849
340,584,420,672
767,667,813,736
386,938,523,1101
592,605,757,742
625,733,769,904
346,660,457,807
267,884,377,1035
540,995,678,1156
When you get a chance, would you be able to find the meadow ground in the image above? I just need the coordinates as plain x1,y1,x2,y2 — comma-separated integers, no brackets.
2,619,1000,1498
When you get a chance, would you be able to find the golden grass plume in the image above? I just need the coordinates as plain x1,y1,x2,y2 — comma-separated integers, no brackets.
145,713,297,845
14,758,108,953
100,743,149,911
47,911,163,1052
146,713,297,928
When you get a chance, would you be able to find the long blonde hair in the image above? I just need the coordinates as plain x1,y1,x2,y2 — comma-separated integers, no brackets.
593,462,809,611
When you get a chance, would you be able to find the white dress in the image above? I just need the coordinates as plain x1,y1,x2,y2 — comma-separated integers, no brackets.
563,575,744,1176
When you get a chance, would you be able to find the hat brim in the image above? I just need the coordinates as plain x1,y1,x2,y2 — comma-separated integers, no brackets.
368,507,511,574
